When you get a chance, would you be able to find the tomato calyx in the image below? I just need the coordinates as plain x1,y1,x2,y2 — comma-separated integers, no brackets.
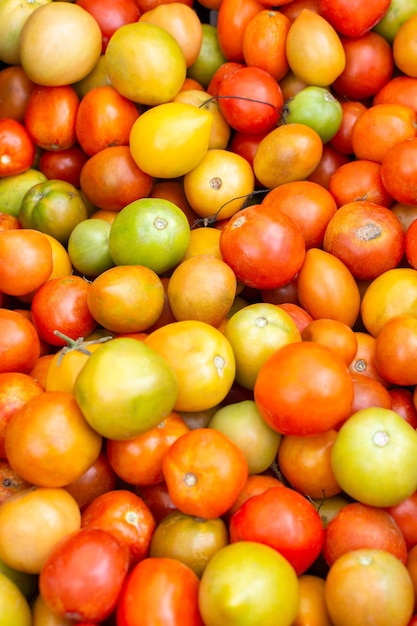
53,330,113,364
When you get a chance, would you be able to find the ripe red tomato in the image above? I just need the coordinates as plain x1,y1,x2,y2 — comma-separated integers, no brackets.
229,485,325,575
0,309,41,375
381,137,417,204
38,145,89,187
76,0,140,52
0,118,35,177
318,0,391,37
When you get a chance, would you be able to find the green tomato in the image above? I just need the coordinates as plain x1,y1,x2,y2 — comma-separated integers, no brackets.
0,572,32,626
74,337,178,440
0,168,47,217
108,197,191,275
331,407,417,507
19,179,88,244
373,0,417,43
284,86,343,143
187,24,226,88
67,218,114,277
208,400,282,474
198,541,299,626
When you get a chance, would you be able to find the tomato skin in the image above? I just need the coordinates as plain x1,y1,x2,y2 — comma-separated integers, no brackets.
116,557,203,626
229,485,325,575
0,65,36,124
381,137,417,204
39,527,130,623
76,0,141,52
38,145,89,187
318,0,391,37
0,118,35,177
0,308,41,375
216,0,266,63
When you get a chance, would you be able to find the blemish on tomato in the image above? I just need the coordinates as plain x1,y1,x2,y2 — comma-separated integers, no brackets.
154,217,168,230
373,430,390,447
209,177,222,190
213,354,225,377
184,472,198,487
356,223,382,240
231,215,246,229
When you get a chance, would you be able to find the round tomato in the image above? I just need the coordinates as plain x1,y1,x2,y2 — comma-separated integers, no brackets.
0,573,31,626
0,309,41,375
0,228,52,296
76,0,140,52
38,145,89,188
0,118,35,178
284,86,343,143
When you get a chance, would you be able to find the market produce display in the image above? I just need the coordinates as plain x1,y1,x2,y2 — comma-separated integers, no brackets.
2,0,417,624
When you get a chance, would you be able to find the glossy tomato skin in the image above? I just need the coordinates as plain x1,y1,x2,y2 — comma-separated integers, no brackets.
116,556,203,626
30,275,97,347
38,145,89,187
229,485,325,575
0,118,35,177
318,0,391,36
39,527,130,623
76,0,141,52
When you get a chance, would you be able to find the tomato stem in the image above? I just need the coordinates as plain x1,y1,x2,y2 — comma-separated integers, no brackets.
53,330,113,364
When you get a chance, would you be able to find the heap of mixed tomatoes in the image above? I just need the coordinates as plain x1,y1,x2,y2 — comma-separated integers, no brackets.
2,0,417,623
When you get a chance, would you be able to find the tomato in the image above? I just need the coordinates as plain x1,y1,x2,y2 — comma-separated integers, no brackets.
285,86,343,143
64,451,117,512
0,228,52,297
373,75,417,111
135,482,178,525
389,387,417,429
129,102,212,179
328,159,393,208
381,137,417,204
318,0,391,36
242,10,291,81
67,218,114,278
38,145,89,188
350,372,392,415
325,549,414,626
217,66,284,134
307,142,350,189
31,275,97,347
373,314,417,386
393,13,417,77
229,485,324,575
0,65,35,124
0,168,47,218
373,0,417,43
0,0,52,66
332,32,394,101
331,407,417,507
173,89,231,150
19,2,102,86
39,527,130,623
0,308,41,375
0,573,32,626
117,557,203,626
219,203,306,290
254,341,354,436
258,124,322,189
0,460,32,505
0,486,81,574
200,542,299,625
216,0,266,63
105,22,186,105
294,574,333,626
285,9,346,86
329,100,368,155
74,337,178,440
76,0,140,52
0,118,35,178
301,318,358,365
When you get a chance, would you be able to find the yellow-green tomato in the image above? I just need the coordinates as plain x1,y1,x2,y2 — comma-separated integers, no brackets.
0,573,31,626
285,86,343,143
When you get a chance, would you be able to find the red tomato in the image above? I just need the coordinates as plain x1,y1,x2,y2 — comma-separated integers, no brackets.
389,387,417,429
229,485,325,575
216,0,266,63
381,137,417,204
39,527,130,623
0,118,35,177
30,275,97,347
0,309,41,375
318,0,391,37
385,490,417,550
116,557,203,626
217,66,284,134
76,0,140,52
24,85,80,151
38,145,89,187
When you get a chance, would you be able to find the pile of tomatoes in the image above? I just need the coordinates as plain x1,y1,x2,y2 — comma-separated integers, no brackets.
3,0,417,623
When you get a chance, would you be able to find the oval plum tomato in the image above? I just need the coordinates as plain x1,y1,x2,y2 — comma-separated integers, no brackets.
297,247,361,327
75,85,139,157
31,275,97,347
393,13,417,77
105,22,186,105
373,314,417,386
285,9,346,86
261,179,337,249
81,489,156,565
0,118,35,177
242,10,291,82
19,2,102,86
0,309,41,375
324,549,414,626
162,427,248,519
39,527,130,623
0,65,36,124
332,31,394,101
5,390,102,488
284,86,343,143
76,0,140,53
255,341,354,436
79,145,154,212
108,197,191,275
199,541,299,626
318,0,391,37
106,411,189,486
219,203,306,290
328,160,393,208
64,451,117,512
329,100,368,155
19,179,89,245
87,265,165,334
129,102,212,179
322,200,405,280
381,137,417,204
38,145,89,188
331,407,417,507
361,267,417,336
278,429,341,499
74,337,178,440
0,486,81,575
0,228,52,296
216,0,265,63
323,501,408,567
229,485,324,575
24,85,80,151
217,66,284,134
149,510,229,578
117,556,203,626
253,123,323,189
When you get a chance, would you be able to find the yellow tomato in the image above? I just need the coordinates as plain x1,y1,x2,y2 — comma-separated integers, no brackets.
173,89,231,150
129,102,213,178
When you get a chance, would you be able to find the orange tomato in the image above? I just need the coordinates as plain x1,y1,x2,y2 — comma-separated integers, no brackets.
293,574,333,626
393,13,417,77
242,10,291,81
0,228,52,297
373,314,417,386
216,0,266,63
0,308,41,375
301,318,358,365
328,159,393,208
